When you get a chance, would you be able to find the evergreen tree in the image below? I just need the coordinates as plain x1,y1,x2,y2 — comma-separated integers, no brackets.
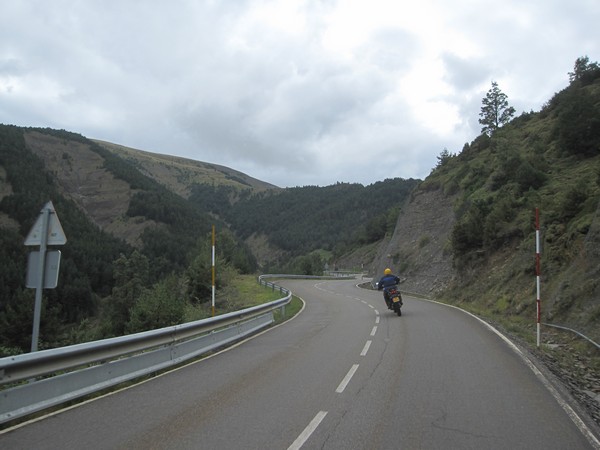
101,251,150,336
479,81,516,136
436,148,454,168
568,56,600,85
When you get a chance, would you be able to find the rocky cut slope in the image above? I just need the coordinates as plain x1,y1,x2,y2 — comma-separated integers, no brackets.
371,183,457,296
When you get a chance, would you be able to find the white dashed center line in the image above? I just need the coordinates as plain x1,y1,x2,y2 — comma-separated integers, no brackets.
360,340,372,356
336,364,359,393
288,411,328,450
289,295,382,448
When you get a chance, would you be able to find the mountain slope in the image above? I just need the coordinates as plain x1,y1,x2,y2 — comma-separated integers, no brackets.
1,125,272,350
373,71,600,343
225,179,419,268
24,130,147,245
93,139,277,198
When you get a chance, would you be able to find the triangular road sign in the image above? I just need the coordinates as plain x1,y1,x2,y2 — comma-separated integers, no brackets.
24,201,67,246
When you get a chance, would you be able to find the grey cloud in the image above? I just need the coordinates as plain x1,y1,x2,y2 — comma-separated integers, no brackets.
1,0,598,187
441,53,490,92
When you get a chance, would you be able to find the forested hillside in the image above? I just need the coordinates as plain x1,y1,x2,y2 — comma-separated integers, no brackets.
197,178,418,272
447,60,599,340
0,126,259,353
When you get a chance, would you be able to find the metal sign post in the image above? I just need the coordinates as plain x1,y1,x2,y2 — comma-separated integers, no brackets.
31,207,48,353
24,201,67,352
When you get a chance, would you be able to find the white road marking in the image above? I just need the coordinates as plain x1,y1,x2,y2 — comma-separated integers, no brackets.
336,364,359,393
370,326,377,336
360,340,372,356
288,411,328,450
374,309,379,315
375,316,380,324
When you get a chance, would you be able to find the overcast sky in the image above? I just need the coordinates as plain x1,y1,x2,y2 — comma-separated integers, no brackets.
1,1,598,188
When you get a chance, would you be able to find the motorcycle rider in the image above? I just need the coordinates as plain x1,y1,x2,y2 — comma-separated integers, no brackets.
377,268,400,309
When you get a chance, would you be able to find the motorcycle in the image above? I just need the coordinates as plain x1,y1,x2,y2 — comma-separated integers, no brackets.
384,285,403,316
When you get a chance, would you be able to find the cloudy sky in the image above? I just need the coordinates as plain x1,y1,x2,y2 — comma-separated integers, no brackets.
1,1,598,187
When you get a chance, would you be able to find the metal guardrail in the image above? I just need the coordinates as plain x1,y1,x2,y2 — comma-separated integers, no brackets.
0,273,358,425
0,283,292,425
259,273,358,282
542,322,600,350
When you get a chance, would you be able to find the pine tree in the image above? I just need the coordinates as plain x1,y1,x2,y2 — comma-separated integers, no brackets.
568,56,600,84
479,81,516,136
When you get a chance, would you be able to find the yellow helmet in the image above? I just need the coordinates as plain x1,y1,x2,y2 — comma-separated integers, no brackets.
384,268,392,275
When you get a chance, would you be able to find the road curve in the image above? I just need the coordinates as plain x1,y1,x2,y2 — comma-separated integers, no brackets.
1,278,597,449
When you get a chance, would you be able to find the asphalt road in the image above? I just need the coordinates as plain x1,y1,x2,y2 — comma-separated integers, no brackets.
1,278,597,449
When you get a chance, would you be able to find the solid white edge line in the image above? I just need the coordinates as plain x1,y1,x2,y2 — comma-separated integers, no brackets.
360,340,372,356
336,364,359,393
419,297,600,449
288,411,328,450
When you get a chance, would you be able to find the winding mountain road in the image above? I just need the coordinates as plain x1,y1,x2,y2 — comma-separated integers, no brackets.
1,278,597,449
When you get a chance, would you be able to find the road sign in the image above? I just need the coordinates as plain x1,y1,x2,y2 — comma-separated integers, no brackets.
26,250,61,289
24,201,67,246
25,201,67,352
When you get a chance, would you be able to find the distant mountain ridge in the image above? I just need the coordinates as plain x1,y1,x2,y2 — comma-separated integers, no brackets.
93,139,278,197
17,130,276,247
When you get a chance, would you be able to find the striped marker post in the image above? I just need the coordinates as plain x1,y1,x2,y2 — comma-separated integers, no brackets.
535,208,541,347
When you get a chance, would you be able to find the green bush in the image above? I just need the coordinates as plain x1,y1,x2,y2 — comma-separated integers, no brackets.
555,86,600,157
127,275,186,333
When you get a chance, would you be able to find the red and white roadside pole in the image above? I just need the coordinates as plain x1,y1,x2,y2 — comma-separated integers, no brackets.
535,208,541,347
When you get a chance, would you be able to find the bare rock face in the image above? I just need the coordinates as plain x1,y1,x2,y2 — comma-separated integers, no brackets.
372,186,457,296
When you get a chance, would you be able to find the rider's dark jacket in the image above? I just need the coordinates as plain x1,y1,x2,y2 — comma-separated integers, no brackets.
378,274,400,290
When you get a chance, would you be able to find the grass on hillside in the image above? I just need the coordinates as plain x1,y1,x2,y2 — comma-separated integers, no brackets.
184,274,302,323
